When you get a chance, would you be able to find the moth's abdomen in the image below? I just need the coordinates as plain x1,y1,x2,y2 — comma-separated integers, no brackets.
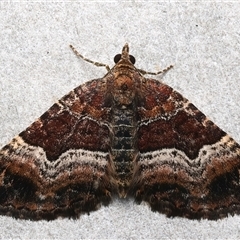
111,106,137,197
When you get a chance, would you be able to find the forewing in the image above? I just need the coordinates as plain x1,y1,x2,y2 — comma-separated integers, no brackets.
0,78,117,220
132,78,240,219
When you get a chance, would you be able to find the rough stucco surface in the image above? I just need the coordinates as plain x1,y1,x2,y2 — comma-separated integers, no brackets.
0,2,240,239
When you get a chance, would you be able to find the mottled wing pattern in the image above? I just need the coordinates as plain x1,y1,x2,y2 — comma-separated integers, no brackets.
131,78,240,219
0,79,118,220
1,43,240,221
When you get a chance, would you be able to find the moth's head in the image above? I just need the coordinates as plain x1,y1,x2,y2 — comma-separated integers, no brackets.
113,43,136,66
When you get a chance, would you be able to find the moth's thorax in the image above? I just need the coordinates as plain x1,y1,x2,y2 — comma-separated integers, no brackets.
112,73,136,106
110,59,141,106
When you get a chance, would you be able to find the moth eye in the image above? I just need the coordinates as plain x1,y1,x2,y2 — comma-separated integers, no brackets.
114,54,121,63
114,54,136,64
129,55,136,64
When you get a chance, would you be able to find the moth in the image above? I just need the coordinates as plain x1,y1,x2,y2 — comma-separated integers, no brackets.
0,43,240,220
